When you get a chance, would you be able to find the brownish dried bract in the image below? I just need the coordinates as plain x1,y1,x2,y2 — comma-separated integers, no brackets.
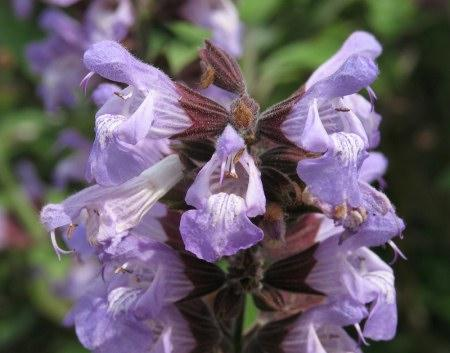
176,299,224,353
199,40,246,94
214,283,245,321
243,315,299,353
259,87,305,145
262,244,321,295
178,251,226,301
174,83,231,139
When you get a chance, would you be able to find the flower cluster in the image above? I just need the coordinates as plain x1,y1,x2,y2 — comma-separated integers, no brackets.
40,26,405,353
23,0,242,112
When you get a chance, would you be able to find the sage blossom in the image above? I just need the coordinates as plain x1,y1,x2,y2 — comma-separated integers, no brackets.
40,30,406,353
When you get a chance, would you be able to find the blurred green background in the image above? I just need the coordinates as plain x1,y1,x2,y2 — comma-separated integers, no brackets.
0,0,449,352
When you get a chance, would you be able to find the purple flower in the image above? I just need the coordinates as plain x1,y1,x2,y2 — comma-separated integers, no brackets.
65,233,224,353
179,0,243,57
40,154,184,258
83,41,192,138
180,125,265,261
255,32,386,237
41,33,406,353
26,0,134,111
307,232,398,341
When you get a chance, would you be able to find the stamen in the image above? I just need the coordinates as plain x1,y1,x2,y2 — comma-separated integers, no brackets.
233,148,245,164
114,90,133,100
50,230,73,261
388,240,407,264
366,86,377,112
80,71,95,94
354,323,369,346
66,223,78,239
115,262,132,274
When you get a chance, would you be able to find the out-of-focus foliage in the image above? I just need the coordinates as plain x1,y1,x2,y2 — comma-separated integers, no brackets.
0,0,449,352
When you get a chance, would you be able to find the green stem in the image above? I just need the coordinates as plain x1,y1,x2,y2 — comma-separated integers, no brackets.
234,294,245,353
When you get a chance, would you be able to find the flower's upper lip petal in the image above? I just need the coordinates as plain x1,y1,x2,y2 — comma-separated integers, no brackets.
304,54,379,103
83,41,163,89
306,31,382,89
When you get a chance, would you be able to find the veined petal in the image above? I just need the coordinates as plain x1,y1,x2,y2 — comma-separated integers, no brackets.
73,296,153,353
41,154,184,246
180,193,263,262
306,31,382,89
298,132,367,207
283,320,362,353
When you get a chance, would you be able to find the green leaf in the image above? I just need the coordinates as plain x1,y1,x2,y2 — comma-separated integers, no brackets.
0,109,48,149
243,294,258,331
168,21,211,45
256,24,349,99
366,0,416,39
165,42,199,74
0,309,35,346
238,0,281,24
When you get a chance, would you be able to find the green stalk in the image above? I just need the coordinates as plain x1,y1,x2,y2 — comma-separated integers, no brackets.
233,294,245,353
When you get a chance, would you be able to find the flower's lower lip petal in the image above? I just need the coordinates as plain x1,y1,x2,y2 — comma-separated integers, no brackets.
180,193,263,262
297,132,366,208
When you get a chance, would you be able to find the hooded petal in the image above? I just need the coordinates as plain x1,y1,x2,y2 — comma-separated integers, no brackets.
180,193,263,262
306,31,382,89
83,40,169,90
280,33,380,146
